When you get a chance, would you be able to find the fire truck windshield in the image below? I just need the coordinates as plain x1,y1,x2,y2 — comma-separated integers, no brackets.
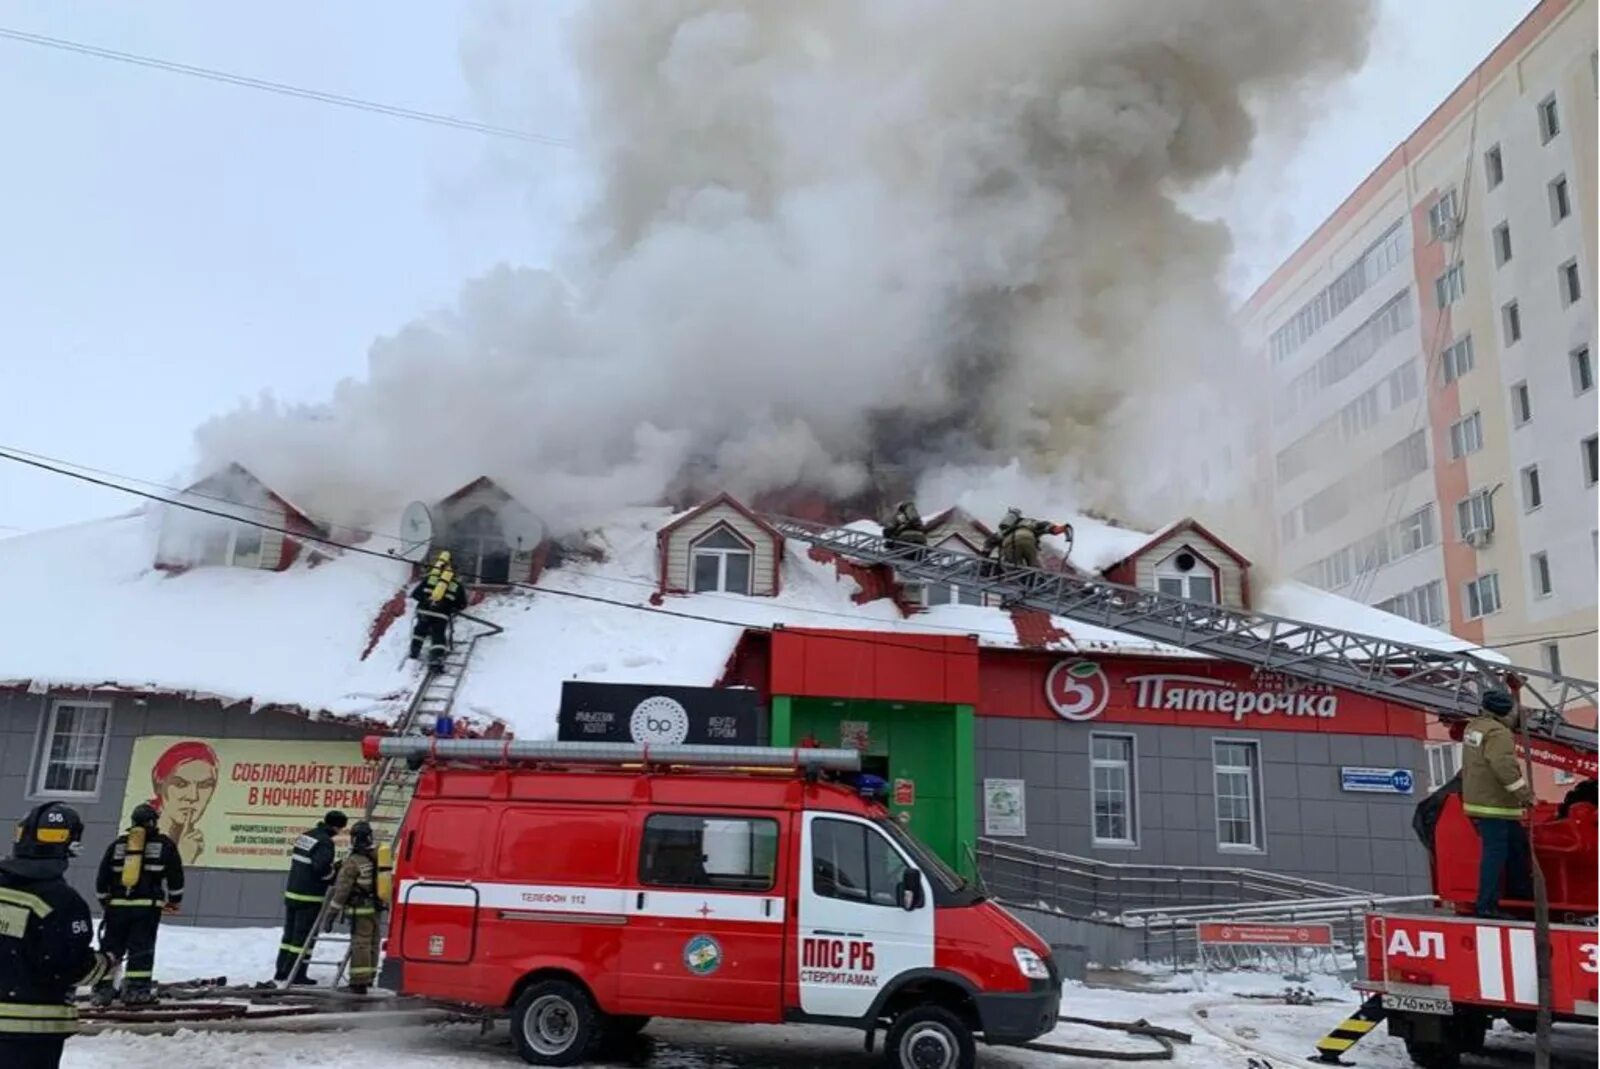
875,817,972,900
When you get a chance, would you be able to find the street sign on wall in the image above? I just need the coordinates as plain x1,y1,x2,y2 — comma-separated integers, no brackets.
1339,766,1415,794
1196,922,1334,947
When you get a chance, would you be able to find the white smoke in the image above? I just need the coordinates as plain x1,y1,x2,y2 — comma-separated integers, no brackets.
196,0,1375,541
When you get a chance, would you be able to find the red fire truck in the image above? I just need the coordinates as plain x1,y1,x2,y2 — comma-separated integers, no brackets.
366,737,1061,1068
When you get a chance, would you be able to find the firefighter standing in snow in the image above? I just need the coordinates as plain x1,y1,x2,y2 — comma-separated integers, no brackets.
326,821,381,994
409,551,468,665
0,803,115,1069
274,810,347,984
880,501,928,559
92,804,184,1006
1461,687,1536,917
986,508,1070,569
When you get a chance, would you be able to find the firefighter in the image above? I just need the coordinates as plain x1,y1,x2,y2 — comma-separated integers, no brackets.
274,810,348,985
881,501,928,558
1461,687,1536,917
91,804,184,1007
326,820,381,995
0,803,115,1069
409,550,468,666
985,508,1071,570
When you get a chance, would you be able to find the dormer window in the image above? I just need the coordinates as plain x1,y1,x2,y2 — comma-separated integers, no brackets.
447,507,512,585
198,523,263,569
923,582,982,607
692,527,753,594
1155,548,1217,603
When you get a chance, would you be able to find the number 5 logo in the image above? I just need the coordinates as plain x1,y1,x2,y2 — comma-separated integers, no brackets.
1046,661,1111,721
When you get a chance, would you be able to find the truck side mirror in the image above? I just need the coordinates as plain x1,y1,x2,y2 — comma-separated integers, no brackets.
899,868,925,911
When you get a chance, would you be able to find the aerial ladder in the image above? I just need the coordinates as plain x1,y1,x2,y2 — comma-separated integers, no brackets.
278,611,503,990
763,516,1597,774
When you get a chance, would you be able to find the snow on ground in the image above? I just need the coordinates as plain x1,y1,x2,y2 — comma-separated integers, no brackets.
1,502,1493,741
70,927,1594,1068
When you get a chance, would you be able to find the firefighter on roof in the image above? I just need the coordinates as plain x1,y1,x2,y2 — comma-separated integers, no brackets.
881,501,928,558
986,508,1071,570
1461,687,1536,917
274,810,347,985
409,550,468,665
91,804,184,1007
0,803,115,1069
326,821,381,994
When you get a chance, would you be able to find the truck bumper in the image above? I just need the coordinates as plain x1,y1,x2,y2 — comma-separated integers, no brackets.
974,978,1060,1046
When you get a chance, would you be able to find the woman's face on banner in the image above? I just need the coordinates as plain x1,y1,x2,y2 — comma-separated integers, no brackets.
159,758,218,826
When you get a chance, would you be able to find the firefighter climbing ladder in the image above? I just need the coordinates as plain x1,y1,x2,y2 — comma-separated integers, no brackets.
764,516,1599,762
278,611,504,990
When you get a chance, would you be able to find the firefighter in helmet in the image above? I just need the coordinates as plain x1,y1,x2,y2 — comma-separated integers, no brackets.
0,803,115,1069
881,501,929,559
409,550,469,667
326,820,382,994
985,508,1072,570
274,810,347,985
92,804,184,1006
1461,687,1536,917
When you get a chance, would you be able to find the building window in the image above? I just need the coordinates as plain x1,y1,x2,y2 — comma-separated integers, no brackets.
1448,412,1483,459
1426,742,1462,791
1376,580,1444,628
1090,734,1138,847
1538,93,1560,143
1544,642,1563,676
1213,741,1263,851
810,817,909,907
1572,346,1594,395
1550,175,1571,222
1428,190,1459,241
690,526,753,595
1434,262,1465,306
1560,260,1582,306
1464,572,1502,619
1522,464,1543,512
639,813,777,892
920,582,982,608
1456,489,1495,540
1485,144,1504,189
35,701,112,798
1442,336,1475,383
1584,435,1599,487
445,507,512,585
1531,551,1553,598
196,523,263,569
1381,430,1429,488
1511,381,1533,426
1492,222,1513,267
1154,549,1217,603
1502,300,1522,345
1396,504,1436,555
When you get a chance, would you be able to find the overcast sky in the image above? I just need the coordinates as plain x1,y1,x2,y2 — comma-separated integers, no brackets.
0,0,1539,534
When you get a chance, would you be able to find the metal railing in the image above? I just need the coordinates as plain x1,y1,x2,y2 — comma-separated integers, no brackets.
1125,894,1438,968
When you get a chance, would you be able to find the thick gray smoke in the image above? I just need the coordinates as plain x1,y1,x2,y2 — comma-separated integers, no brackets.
197,0,1375,537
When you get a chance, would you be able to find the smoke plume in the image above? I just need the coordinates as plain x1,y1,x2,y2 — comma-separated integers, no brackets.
197,0,1375,540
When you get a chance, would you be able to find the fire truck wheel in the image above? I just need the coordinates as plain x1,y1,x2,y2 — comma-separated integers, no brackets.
510,979,604,1066
884,1005,976,1069
1401,1037,1461,1069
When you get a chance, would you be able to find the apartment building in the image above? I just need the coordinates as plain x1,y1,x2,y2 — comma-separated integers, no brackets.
1241,0,1597,793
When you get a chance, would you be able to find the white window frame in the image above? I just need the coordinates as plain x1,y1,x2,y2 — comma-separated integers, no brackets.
1485,144,1504,189
1456,489,1495,540
1427,191,1458,240
1492,221,1513,267
1502,299,1522,344
1464,572,1502,620
197,523,264,569
1531,551,1553,599
1448,411,1483,459
1572,346,1594,396
1522,464,1543,512
1212,739,1264,853
1538,93,1560,143
1511,380,1532,427
1425,742,1462,791
1560,260,1582,306
689,525,755,595
1089,733,1139,848
1442,336,1474,383
1549,174,1571,223
33,700,113,800
1435,262,1466,306
1154,547,1219,604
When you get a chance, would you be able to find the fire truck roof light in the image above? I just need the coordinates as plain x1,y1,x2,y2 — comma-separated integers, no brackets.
362,736,863,771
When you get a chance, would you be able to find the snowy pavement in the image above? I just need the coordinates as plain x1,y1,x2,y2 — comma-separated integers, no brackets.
65,926,1596,1068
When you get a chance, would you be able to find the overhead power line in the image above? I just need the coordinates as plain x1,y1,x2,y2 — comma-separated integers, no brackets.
0,25,570,147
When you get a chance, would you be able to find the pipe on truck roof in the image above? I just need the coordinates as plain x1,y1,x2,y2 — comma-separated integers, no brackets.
362,736,863,771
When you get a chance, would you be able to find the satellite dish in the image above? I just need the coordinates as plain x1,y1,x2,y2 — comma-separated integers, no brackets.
398,501,434,562
500,506,547,553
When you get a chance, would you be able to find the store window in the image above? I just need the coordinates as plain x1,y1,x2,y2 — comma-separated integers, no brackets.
1426,742,1462,791
1090,734,1138,847
35,701,112,798
1213,740,1263,851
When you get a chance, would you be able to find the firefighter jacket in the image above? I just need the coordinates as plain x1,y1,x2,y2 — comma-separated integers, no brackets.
0,860,110,1036
329,850,380,918
1462,712,1535,820
411,576,468,615
95,829,184,909
883,505,928,546
989,518,1052,556
285,823,339,904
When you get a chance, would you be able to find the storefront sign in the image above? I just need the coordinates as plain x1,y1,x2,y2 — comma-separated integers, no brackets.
557,682,759,745
119,736,369,871
1340,767,1415,794
1196,922,1333,947
983,779,1027,836
893,779,915,807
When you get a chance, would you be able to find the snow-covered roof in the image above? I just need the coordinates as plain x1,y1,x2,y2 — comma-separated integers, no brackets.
0,501,1492,739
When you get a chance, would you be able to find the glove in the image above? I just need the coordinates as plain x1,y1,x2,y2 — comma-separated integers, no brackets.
322,909,343,933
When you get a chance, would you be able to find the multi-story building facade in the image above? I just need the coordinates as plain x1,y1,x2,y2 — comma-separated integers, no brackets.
1243,0,1597,793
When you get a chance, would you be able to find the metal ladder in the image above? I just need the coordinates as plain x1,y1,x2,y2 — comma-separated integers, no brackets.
279,611,504,989
765,516,1598,755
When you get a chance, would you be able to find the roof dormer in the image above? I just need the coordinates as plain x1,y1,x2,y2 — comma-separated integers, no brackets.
155,463,319,572
429,477,546,586
1099,517,1253,610
657,493,784,597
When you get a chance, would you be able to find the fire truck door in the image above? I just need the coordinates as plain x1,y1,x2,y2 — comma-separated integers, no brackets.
618,812,786,1022
797,812,934,1019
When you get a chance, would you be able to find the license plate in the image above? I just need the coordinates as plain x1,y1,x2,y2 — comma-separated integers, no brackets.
1382,993,1453,1016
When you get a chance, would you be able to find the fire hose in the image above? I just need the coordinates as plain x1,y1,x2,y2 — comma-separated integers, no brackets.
1017,1014,1191,1061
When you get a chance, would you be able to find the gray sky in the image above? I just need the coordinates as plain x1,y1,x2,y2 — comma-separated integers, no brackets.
0,0,1537,533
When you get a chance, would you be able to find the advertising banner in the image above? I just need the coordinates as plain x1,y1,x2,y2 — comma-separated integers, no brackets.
1196,922,1334,947
119,736,370,871
557,682,761,745
983,778,1027,836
